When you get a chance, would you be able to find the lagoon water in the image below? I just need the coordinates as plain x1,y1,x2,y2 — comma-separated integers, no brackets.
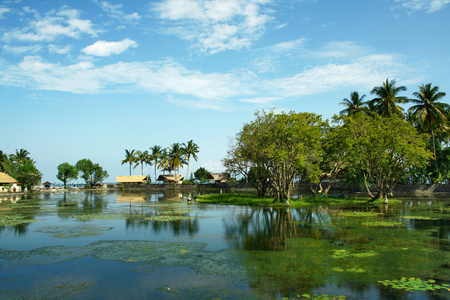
0,191,449,299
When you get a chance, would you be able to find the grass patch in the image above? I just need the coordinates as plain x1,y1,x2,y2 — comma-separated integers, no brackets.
196,193,402,207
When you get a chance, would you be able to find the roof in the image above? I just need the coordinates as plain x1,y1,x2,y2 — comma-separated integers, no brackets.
207,173,230,182
116,175,148,183
157,174,184,183
0,172,18,184
43,181,52,185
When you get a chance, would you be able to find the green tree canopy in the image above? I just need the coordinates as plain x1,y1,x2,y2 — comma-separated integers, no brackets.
342,113,432,200
76,158,95,187
11,161,42,191
370,79,408,117
56,162,78,189
235,110,326,202
194,167,210,183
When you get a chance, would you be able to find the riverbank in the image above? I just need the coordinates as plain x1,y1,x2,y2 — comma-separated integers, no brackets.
196,193,403,207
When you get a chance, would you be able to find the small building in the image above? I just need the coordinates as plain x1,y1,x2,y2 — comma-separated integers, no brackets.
43,181,52,189
208,173,230,183
116,175,148,184
0,172,21,192
156,174,184,184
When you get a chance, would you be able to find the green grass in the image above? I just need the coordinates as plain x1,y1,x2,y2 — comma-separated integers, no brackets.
195,193,401,207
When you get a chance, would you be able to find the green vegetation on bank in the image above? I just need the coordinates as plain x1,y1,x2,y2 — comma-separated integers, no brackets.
196,193,402,207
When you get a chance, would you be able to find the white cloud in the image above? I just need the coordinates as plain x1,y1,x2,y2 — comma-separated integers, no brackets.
267,54,417,97
0,7,11,18
396,0,450,12
2,7,100,42
93,0,141,22
0,56,248,99
3,44,42,54
154,0,273,53
48,44,72,54
81,38,138,57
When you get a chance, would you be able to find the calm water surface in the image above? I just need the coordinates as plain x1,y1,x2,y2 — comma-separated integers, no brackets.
0,191,449,299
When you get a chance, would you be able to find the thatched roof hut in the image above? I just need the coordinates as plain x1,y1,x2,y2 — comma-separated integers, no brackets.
157,174,184,184
0,172,18,185
207,173,230,183
116,175,148,184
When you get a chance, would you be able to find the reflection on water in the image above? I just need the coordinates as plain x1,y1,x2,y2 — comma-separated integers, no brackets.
0,191,449,299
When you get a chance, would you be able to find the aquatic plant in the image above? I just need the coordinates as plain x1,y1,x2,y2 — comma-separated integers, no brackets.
362,221,402,227
402,215,439,220
339,211,381,217
379,277,450,292
0,215,40,226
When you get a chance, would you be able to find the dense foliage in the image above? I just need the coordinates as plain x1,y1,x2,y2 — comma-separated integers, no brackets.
0,149,42,191
225,80,448,201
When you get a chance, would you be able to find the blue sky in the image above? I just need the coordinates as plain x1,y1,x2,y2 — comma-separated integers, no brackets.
1,0,449,184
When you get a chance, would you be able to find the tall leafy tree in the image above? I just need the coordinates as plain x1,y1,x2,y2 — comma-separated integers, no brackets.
56,162,78,189
235,110,326,202
194,167,210,183
182,140,199,179
76,158,95,187
408,83,448,158
339,91,367,116
370,79,409,117
121,149,137,176
92,163,109,186
150,145,162,182
343,114,432,201
12,161,42,191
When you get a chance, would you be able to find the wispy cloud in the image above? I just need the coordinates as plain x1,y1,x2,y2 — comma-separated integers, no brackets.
396,0,450,12
153,0,273,53
92,0,141,22
81,38,138,57
267,54,418,97
3,44,42,54
2,7,100,42
0,7,11,18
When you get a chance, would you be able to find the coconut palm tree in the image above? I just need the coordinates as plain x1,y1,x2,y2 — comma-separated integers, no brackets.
182,140,199,179
149,145,162,182
10,149,31,165
0,150,11,173
169,143,186,177
408,83,449,158
339,91,367,116
134,150,150,176
370,79,409,117
158,148,170,175
121,149,137,176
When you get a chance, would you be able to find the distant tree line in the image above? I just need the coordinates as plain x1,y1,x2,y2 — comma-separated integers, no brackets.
0,149,42,191
121,140,200,182
224,80,449,203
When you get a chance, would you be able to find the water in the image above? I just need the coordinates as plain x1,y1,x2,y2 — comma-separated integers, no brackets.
0,191,449,299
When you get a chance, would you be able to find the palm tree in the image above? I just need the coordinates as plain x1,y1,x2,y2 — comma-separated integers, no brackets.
0,151,11,173
134,150,150,176
339,91,367,116
121,149,137,176
370,79,409,117
408,83,449,158
182,140,199,179
10,149,31,165
158,148,170,175
169,143,186,176
149,145,162,183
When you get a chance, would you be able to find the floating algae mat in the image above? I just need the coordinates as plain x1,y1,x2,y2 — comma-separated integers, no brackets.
35,225,113,238
1,191,449,299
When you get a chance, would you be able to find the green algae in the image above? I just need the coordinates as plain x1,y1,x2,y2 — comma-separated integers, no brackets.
401,215,439,220
0,274,95,300
362,220,403,227
35,225,113,238
339,211,381,217
0,215,40,226
379,277,450,292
